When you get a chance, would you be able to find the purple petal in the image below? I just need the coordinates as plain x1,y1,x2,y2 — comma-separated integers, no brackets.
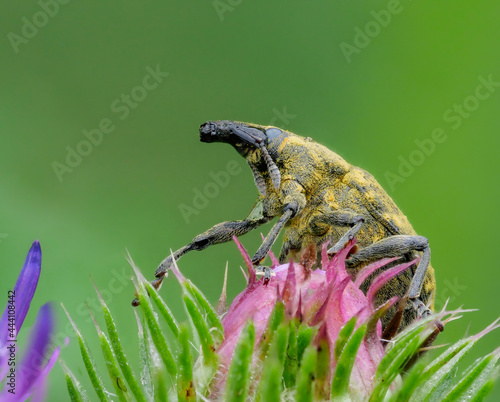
0,241,41,334
20,346,60,402
14,303,55,399
0,241,42,378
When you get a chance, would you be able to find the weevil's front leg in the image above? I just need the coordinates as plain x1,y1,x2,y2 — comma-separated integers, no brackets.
154,201,270,286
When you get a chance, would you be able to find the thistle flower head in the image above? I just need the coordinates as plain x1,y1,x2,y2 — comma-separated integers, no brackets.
65,238,500,401
215,237,420,396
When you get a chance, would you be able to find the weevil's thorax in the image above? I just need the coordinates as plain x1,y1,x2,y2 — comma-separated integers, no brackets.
269,132,351,191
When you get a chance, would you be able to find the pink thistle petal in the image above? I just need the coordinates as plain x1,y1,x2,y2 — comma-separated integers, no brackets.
367,258,419,304
301,275,331,324
321,240,331,269
282,260,298,318
296,291,303,321
324,239,356,283
309,280,340,327
216,237,420,397
354,257,401,288
268,250,280,267
233,236,256,285
218,281,279,366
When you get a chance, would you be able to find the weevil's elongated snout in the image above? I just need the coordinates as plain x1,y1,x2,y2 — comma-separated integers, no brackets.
199,121,221,143
200,120,269,157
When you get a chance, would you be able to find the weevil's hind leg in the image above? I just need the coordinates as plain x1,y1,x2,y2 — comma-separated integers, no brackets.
346,235,429,266
345,234,441,330
346,235,430,300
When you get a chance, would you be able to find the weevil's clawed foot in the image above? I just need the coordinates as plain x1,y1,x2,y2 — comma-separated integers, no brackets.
255,265,274,285
131,276,166,307
411,297,432,318
411,297,444,332
152,276,165,290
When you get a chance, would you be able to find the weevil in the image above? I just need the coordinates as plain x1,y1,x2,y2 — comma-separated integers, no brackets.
136,121,437,331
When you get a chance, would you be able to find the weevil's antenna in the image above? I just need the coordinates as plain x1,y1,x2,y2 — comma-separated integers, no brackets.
259,142,281,190
248,161,267,196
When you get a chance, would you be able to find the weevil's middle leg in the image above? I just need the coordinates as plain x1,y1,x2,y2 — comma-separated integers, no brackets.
250,208,295,284
327,216,365,255
251,208,294,265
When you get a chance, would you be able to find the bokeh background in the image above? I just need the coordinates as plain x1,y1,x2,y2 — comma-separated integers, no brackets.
1,0,499,399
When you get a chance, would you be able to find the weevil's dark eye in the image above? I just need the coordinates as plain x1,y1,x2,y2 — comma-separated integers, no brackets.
265,128,282,141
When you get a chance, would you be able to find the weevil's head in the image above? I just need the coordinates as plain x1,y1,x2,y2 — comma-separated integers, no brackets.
200,120,286,159
200,120,289,193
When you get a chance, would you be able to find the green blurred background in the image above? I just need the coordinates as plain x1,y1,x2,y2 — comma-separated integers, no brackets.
1,0,499,399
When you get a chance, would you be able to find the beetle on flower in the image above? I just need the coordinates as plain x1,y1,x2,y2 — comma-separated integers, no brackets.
140,121,436,332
